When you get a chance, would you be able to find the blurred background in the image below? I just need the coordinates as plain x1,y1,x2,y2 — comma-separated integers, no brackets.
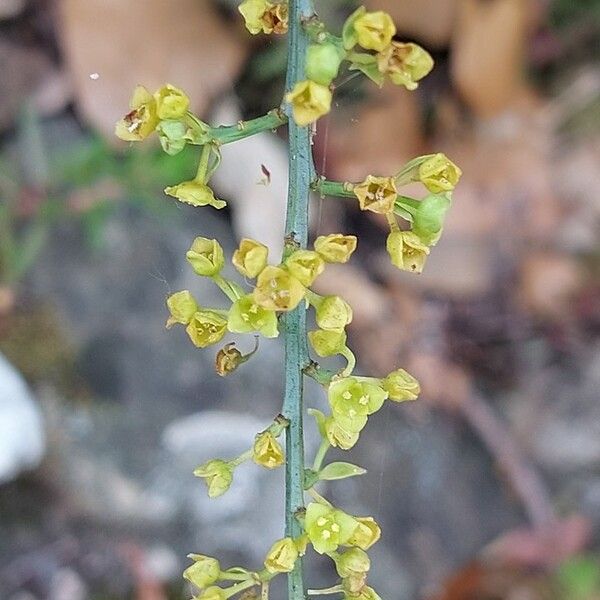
1,0,599,598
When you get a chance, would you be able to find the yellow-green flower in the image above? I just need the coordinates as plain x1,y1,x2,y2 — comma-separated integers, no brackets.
308,328,347,358
228,295,278,338
115,85,158,141
166,290,198,328
328,377,388,422
285,249,325,287
194,459,233,498
382,368,420,402
377,42,433,90
314,234,357,263
304,502,359,554
353,10,396,52
353,176,397,214
347,516,381,550
386,230,430,274
183,554,220,589
334,548,370,578
253,265,306,312
164,181,226,209
264,537,299,573
186,311,228,348
286,80,332,127
197,586,227,600
418,153,462,194
253,430,285,469
232,238,269,278
315,295,353,331
238,0,288,35
154,84,190,120
186,237,224,277
325,417,360,450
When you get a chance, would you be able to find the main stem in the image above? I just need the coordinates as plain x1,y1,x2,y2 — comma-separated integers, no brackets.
282,1,314,599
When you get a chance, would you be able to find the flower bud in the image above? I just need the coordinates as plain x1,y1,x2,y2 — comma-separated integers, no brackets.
348,517,381,550
285,80,332,127
304,502,359,555
253,430,285,469
115,85,159,141
351,9,396,52
314,234,357,263
412,193,452,246
253,266,306,312
308,328,347,357
315,295,353,330
328,377,388,422
228,295,278,338
342,573,368,595
334,548,371,578
264,537,299,573
382,368,420,402
186,311,228,348
154,84,190,120
156,120,188,156
343,585,382,600
232,238,269,278
285,250,325,287
418,153,462,194
306,43,344,86
186,237,225,276
386,230,430,274
166,290,198,328
325,417,361,450
353,176,397,214
377,42,434,90
183,554,221,589
164,181,226,209
194,459,233,498
197,586,227,600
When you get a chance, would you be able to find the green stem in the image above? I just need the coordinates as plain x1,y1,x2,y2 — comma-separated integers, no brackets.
307,584,344,596
212,274,243,302
311,178,356,199
210,109,288,145
312,438,330,472
282,2,315,599
224,579,258,599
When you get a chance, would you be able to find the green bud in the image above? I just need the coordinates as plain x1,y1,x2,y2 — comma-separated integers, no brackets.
194,459,233,498
325,417,361,450
183,554,221,589
315,295,353,330
382,368,420,402
412,194,452,246
186,237,225,277
156,120,188,155
335,548,371,578
308,328,347,357
166,290,198,328
227,295,279,338
306,43,344,86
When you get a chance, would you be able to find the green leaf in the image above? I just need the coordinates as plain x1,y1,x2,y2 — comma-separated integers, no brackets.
319,461,366,481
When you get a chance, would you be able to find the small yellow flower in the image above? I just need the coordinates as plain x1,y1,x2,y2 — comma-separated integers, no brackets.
194,459,233,498
115,85,158,141
253,430,285,469
264,537,299,573
253,265,306,312
154,84,190,120
325,417,360,450
238,0,287,35
308,328,347,357
183,554,221,589
386,230,430,274
285,80,332,127
334,548,370,579
232,238,269,278
164,181,226,209
304,502,359,554
314,233,357,263
353,175,397,214
165,290,198,328
228,295,278,338
348,516,381,550
285,250,325,287
354,10,396,52
418,153,462,193
186,311,228,348
315,295,353,331
328,377,388,421
186,237,224,277
377,42,434,91
382,368,420,402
